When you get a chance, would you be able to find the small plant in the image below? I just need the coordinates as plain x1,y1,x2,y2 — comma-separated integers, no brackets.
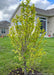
9,0,46,75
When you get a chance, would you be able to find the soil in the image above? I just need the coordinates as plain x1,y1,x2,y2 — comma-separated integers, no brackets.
8,68,42,75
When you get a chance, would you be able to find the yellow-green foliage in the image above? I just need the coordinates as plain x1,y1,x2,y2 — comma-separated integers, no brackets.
9,0,46,73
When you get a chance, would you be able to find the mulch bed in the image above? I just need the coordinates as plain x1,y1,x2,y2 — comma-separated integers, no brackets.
8,68,42,75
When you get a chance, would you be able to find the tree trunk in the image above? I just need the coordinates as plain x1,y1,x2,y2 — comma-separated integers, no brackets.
24,67,27,75
24,36,27,75
24,60,27,75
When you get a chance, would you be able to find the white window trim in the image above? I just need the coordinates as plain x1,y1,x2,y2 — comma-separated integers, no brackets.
36,16,47,36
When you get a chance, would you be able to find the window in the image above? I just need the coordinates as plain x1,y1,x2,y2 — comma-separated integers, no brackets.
39,17,46,32
1,28,5,33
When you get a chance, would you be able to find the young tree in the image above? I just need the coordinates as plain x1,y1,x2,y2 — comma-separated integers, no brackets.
9,0,46,75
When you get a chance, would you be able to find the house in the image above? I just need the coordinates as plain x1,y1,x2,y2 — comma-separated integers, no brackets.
0,21,10,36
10,4,54,37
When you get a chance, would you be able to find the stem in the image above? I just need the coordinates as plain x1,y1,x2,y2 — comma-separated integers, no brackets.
21,39,27,75
24,37,28,75
24,59,27,75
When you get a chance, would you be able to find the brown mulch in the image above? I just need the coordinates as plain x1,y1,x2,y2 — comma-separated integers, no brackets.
8,68,42,75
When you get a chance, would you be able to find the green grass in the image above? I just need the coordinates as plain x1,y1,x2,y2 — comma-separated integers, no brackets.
0,37,18,75
0,37,54,75
40,38,54,74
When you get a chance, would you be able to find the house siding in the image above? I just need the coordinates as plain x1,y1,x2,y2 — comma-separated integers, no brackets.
14,6,22,18
47,18,49,36
11,6,22,27
48,16,54,36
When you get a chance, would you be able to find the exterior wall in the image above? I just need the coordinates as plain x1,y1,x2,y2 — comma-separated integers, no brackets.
11,6,54,37
0,28,9,36
11,10,49,36
47,17,49,36
13,6,22,19
11,6,22,27
47,16,54,36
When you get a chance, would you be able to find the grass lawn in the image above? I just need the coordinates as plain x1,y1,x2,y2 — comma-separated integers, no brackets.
0,37,54,75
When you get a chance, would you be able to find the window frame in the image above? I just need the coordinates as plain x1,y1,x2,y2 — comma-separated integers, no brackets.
1,28,6,34
36,16,47,35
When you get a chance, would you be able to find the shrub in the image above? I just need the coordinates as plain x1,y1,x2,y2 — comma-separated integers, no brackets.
9,0,46,75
